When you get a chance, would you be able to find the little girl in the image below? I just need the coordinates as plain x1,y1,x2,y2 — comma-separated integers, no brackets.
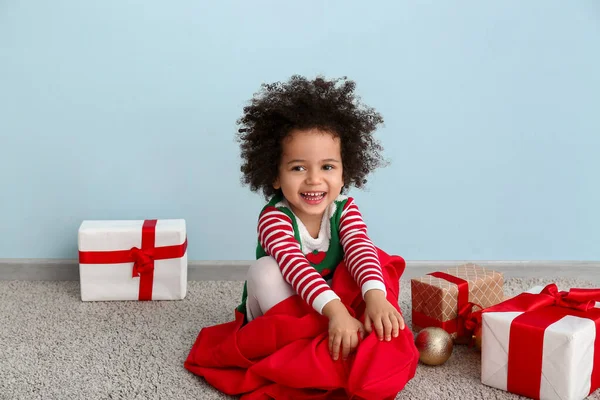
186,76,419,399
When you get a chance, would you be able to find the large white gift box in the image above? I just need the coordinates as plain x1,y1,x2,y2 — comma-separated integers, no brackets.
78,219,188,301
481,284,600,400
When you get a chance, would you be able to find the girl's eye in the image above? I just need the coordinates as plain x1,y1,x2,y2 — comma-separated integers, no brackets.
323,164,334,171
291,166,305,172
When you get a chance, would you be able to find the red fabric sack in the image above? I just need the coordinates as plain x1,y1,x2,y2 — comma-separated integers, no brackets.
184,249,419,399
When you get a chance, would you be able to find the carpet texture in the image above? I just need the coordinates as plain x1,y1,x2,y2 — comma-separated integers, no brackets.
1,277,599,400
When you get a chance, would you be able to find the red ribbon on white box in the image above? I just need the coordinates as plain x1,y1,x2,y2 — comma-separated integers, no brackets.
477,284,600,399
78,219,188,300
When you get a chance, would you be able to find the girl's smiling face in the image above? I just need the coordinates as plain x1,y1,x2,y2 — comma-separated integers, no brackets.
274,128,344,225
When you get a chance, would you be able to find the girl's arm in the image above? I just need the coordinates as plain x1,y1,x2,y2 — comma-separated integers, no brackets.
340,198,405,341
258,206,340,314
338,198,387,298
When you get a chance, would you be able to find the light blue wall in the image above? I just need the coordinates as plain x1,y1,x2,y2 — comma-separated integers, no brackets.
1,1,599,261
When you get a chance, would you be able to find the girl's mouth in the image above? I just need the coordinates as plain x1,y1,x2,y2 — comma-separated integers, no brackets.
300,192,326,205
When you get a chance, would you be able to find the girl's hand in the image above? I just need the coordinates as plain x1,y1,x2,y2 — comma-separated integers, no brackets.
364,289,405,341
322,299,365,361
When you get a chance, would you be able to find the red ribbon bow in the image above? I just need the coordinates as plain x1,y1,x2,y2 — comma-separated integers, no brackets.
130,247,155,277
460,301,482,332
541,283,600,311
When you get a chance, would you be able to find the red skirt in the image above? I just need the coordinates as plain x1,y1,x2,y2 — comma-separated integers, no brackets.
184,249,419,399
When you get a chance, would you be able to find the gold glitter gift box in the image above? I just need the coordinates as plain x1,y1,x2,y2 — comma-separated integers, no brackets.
410,264,504,341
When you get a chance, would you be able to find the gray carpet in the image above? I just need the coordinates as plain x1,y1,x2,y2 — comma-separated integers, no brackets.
1,277,599,400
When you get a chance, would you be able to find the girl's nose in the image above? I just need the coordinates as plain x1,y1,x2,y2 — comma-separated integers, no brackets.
305,169,322,185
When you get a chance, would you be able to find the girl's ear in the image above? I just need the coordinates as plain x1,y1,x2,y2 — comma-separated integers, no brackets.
273,177,280,190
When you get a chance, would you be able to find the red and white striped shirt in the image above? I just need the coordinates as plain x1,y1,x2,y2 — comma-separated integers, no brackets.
257,197,386,314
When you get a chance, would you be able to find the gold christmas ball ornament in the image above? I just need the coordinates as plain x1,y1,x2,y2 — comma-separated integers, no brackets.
414,327,454,366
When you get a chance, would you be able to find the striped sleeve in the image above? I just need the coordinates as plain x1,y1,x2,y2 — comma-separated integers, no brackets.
339,198,387,298
257,206,340,314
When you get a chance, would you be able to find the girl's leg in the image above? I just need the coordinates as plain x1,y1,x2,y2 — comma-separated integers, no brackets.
245,256,296,322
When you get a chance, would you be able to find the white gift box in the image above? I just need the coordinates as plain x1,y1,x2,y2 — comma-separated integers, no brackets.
78,219,188,301
481,285,600,400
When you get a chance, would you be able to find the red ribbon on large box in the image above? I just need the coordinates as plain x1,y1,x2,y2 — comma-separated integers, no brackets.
478,284,600,399
78,219,188,301
412,271,481,339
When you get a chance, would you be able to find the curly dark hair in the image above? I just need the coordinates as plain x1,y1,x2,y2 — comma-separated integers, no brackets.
236,75,387,199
